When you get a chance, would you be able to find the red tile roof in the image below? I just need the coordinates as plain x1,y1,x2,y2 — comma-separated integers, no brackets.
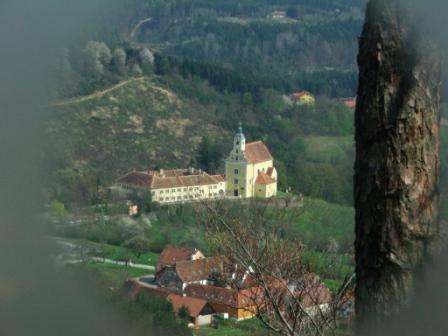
295,273,332,308
211,175,225,182
157,246,198,272
118,169,224,190
185,284,264,308
245,141,273,164
176,256,226,283
152,173,220,189
343,99,356,109
255,172,276,185
292,91,313,98
118,171,153,188
167,294,211,317
266,167,274,177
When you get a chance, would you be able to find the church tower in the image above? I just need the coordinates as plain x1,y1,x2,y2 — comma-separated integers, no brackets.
234,123,245,153
225,123,278,199
225,124,249,197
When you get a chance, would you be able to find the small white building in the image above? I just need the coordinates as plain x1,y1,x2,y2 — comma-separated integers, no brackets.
270,10,287,19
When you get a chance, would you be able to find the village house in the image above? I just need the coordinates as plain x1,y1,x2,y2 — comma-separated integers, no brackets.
225,126,278,198
185,284,263,321
116,168,226,205
156,246,205,273
291,273,332,316
291,91,316,106
155,256,227,291
120,246,333,328
167,293,216,326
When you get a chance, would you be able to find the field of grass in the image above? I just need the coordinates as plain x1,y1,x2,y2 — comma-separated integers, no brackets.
290,197,354,253
304,136,354,163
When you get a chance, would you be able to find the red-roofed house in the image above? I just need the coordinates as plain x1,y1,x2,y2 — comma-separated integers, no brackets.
185,284,264,320
157,246,205,272
155,256,228,291
167,293,216,326
291,91,315,105
225,126,278,198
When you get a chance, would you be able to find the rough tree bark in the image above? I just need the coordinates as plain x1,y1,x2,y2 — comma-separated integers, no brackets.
355,0,441,332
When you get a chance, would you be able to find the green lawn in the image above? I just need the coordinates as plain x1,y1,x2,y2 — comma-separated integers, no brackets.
59,237,159,266
289,197,355,252
80,262,151,287
194,319,272,336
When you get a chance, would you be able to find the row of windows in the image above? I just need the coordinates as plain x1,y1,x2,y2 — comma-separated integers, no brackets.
153,185,219,195
159,192,223,202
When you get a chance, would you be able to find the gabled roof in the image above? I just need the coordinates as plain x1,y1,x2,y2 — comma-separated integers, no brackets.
255,172,276,185
176,256,226,283
167,294,212,317
157,246,198,272
245,141,273,164
266,167,275,177
211,175,225,182
118,169,223,190
118,171,153,188
185,284,264,309
294,273,332,308
154,173,221,189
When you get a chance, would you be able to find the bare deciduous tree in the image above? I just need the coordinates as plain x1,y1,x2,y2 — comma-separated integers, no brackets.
199,199,353,336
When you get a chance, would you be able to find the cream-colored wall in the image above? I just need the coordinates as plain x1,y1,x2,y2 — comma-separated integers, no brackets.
250,160,273,196
225,161,250,197
226,159,276,198
297,95,315,105
151,181,226,204
255,182,276,198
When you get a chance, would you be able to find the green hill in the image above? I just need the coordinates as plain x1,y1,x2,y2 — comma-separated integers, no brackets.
46,76,230,205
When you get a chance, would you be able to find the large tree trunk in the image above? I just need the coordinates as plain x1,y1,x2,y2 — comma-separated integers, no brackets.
355,0,441,332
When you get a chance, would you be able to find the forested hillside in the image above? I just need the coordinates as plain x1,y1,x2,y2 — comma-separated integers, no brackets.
55,0,366,98
47,0,448,220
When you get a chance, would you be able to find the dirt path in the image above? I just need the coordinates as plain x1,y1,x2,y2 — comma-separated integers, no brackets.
62,257,154,271
52,77,146,107
130,18,152,39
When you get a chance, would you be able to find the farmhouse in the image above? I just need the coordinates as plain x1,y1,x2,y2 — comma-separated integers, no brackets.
167,293,216,326
120,246,333,328
225,126,278,198
185,284,263,321
155,256,227,291
156,246,205,272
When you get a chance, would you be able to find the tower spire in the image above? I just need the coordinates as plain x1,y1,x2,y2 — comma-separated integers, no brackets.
234,122,246,152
